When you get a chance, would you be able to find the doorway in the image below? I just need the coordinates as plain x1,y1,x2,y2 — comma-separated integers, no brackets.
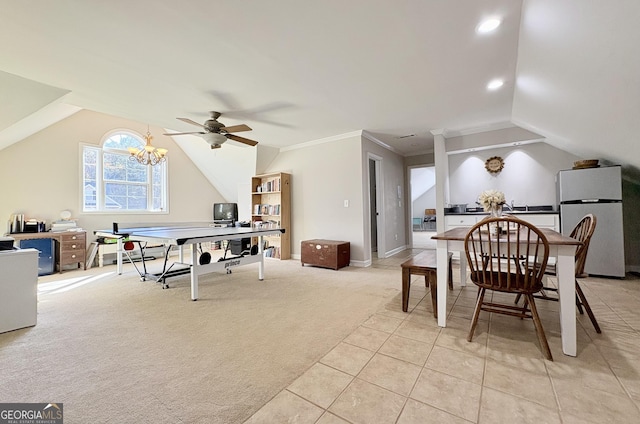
368,155,384,258
409,165,437,249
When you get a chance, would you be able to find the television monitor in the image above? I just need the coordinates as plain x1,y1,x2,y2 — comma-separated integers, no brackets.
213,203,238,223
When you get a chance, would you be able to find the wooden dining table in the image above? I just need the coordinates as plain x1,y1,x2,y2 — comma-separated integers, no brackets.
432,226,582,356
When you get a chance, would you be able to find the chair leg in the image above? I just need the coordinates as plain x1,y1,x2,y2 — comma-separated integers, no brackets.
575,293,584,314
575,281,602,333
526,294,553,361
448,256,453,290
514,293,522,304
467,288,486,342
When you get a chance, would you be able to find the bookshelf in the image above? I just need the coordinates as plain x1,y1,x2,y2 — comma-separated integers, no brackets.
251,172,291,260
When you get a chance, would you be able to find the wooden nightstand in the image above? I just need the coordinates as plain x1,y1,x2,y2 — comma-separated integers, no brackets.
59,231,86,271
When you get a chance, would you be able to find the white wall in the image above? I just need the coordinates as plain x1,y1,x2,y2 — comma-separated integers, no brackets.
447,142,580,208
261,135,365,262
412,186,436,219
410,166,436,218
258,133,406,264
0,110,226,243
361,137,407,259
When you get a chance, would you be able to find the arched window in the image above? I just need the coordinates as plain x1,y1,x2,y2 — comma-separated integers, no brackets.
82,130,167,212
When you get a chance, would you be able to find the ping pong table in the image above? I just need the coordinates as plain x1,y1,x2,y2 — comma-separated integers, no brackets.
94,223,285,300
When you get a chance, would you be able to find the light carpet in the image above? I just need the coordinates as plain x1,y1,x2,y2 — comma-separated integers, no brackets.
0,259,401,423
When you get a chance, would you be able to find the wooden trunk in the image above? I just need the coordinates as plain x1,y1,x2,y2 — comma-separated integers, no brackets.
301,239,350,270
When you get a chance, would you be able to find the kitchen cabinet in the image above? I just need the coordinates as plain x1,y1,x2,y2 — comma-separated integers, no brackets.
514,214,559,231
444,213,559,259
444,215,480,259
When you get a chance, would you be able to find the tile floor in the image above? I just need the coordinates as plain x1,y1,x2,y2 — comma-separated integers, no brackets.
244,249,640,424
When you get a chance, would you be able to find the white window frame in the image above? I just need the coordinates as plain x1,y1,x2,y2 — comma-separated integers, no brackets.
81,130,168,214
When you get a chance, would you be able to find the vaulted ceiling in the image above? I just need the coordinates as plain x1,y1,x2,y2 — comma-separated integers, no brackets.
1,1,638,176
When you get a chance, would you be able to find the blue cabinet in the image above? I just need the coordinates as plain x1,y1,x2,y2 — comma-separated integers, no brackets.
19,238,55,276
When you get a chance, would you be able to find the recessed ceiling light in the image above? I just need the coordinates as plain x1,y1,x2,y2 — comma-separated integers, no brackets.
477,18,501,34
487,79,504,90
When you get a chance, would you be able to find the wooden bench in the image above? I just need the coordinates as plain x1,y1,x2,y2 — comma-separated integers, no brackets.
401,250,453,318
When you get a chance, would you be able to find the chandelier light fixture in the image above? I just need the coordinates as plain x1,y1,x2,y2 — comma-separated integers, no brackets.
128,126,167,166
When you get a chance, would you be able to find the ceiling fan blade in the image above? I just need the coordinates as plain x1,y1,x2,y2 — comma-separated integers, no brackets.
226,134,258,146
163,131,206,136
177,117,206,128
220,124,252,133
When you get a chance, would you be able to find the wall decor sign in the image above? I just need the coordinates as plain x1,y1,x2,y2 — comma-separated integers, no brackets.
485,156,504,174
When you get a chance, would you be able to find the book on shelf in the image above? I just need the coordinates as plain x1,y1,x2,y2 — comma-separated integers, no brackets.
253,204,281,216
259,177,281,193
264,246,281,258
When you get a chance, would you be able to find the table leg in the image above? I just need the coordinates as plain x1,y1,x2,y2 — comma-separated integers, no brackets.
436,239,449,327
258,235,264,280
459,251,467,287
557,245,577,356
190,243,198,301
116,238,123,275
402,267,410,312
179,245,185,263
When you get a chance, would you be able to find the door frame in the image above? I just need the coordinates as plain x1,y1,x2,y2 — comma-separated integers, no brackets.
367,153,385,259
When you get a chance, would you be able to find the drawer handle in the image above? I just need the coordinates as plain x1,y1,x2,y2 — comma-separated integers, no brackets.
71,254,76,258
71,236,77,240
72,244,77,248
316,245,322,249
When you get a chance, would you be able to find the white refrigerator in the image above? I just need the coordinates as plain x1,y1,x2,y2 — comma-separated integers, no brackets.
557,165,625,278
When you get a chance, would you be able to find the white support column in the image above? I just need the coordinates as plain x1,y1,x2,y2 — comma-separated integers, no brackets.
432,129,450,326
431,129,449,234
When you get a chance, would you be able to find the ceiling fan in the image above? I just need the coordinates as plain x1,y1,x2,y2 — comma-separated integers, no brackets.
163,111,258,149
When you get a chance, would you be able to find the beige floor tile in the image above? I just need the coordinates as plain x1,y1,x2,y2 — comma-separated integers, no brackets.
378,334,433,366
478,387,561,424
483,358,556,408
443,315,488,334
406,295,424,311
410,368,481,422
407,281,428,299
377,299,411,320
547,349,627,398
244,390,324,424
320,342,375,376
397,399,472,424
436,325,487,358
425,345,485,385
287,363,353,408
394,318,441,344
329,378,406,424
486,329,550,365
452,295,479,309
357,353,422,396
361,313,404,333
406,305,440,327
589,326,640,353
316,412,351,424
449,304,482,321
553,377,640,423
343,326,390,351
